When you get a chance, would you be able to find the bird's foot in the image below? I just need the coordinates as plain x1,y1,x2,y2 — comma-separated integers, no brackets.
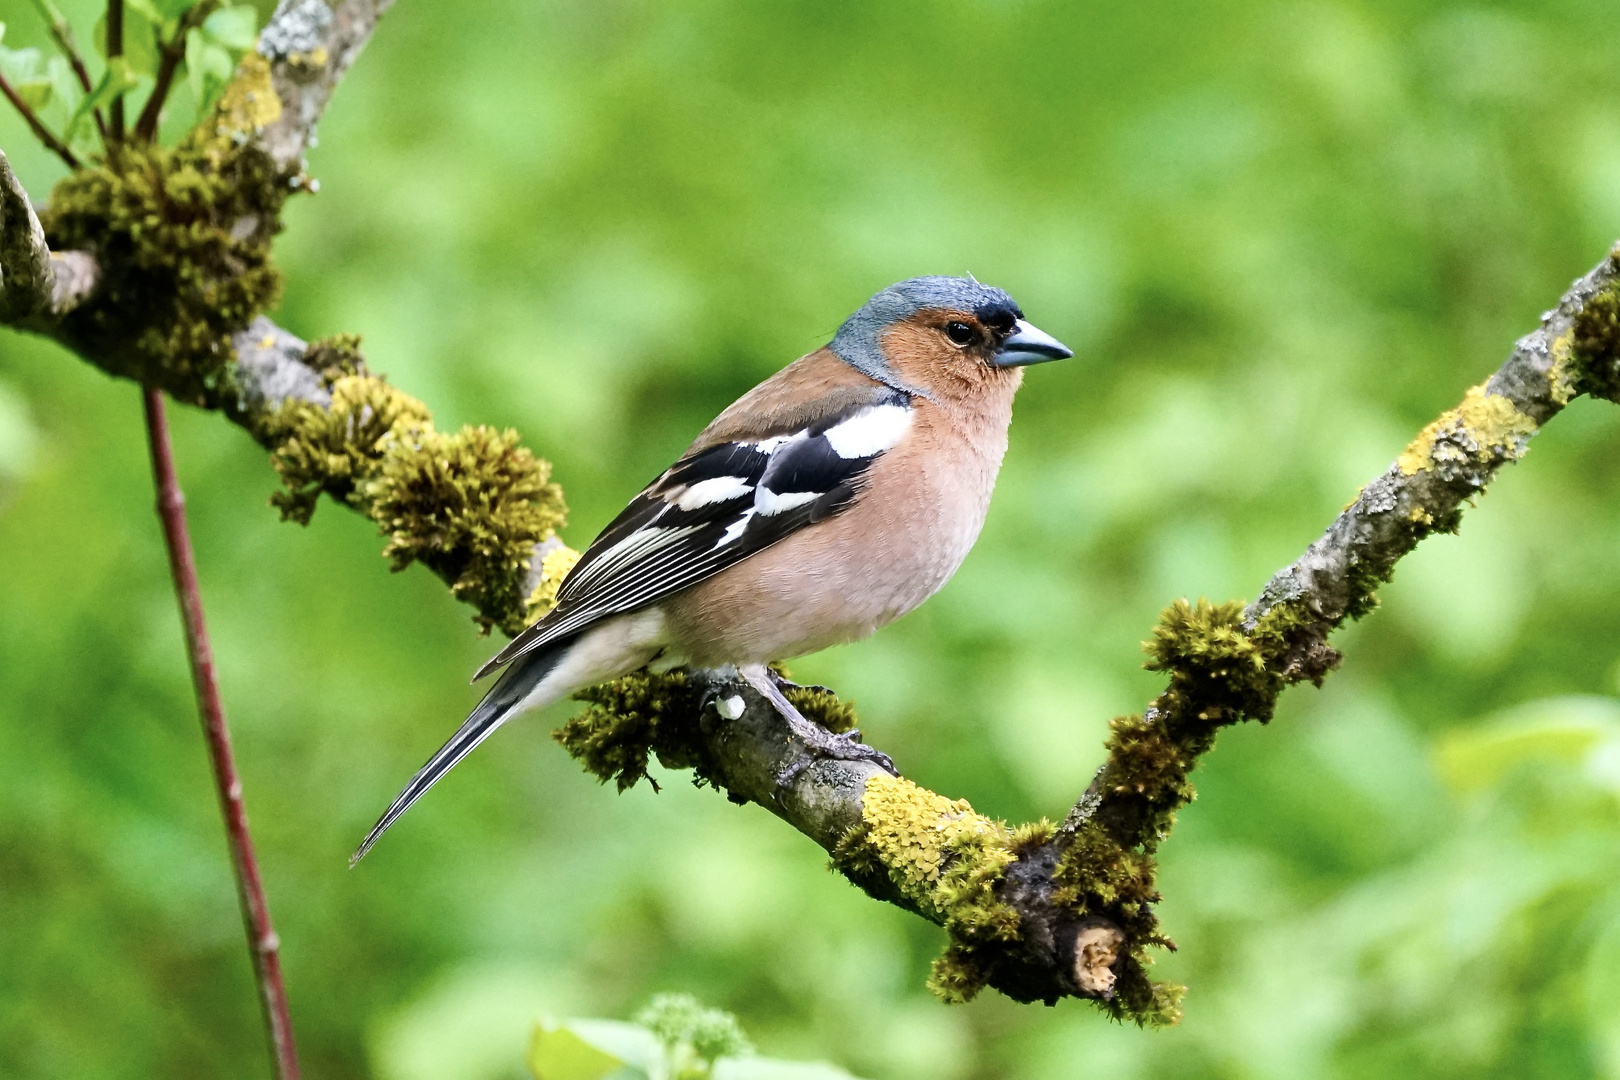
739,665,898,785
767,669,835,698
775,725,896,785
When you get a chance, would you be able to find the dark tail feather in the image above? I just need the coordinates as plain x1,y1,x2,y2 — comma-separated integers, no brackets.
350,638,573,866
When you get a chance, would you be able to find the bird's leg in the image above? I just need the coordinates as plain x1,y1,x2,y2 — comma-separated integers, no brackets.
765,668,835,697
739,665,897,784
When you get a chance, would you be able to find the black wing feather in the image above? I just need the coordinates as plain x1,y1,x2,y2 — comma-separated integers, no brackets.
479,391,909,676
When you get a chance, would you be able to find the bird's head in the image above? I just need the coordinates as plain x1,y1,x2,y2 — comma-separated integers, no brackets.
829,275,1072,401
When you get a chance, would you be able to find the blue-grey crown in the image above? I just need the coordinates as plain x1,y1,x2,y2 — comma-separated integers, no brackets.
829,276,1023,391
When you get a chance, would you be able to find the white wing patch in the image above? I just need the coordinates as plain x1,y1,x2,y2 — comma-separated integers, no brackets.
754,488,821,517
823,404,913,459
715,509,756,548
674,475,754,511
752,431,808,454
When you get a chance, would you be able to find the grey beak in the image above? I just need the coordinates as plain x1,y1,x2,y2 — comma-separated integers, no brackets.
993,318,1073,367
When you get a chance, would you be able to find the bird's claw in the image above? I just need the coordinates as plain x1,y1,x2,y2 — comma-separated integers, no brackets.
775,726,897,786
768,671,835,697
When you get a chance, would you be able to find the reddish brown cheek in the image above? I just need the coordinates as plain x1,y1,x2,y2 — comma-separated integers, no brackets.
880,320,978,393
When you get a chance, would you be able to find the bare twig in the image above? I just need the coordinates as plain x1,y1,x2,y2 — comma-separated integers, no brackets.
255,0,397,170
142,386,302,1080
30,0,108,141
134,1,219,143
106,0,124,142
0,71,80,170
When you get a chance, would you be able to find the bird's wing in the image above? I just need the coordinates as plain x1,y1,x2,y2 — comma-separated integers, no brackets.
476,385,914,678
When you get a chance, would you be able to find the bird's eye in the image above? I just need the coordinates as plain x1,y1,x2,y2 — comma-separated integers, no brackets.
944,321,975,347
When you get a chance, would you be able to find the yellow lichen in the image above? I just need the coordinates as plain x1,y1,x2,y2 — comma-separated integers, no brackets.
210,54,282,138
1547,331,1580,407
1396,384,1538,477
849,774,1011,918
1410,506,1435,526
524,544,582,624
830,774,1027,1002
285,47,329,71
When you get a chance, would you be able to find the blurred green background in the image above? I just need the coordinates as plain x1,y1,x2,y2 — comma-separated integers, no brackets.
3,0,1620,1076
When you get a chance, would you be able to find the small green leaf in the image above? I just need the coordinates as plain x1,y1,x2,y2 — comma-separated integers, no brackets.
1435,696,1620,796
0,42,56,109
564,1020,665,1072
184,27,234,114
124,0,167,25
0,43,45,83
67,56,140,140
202,6,258,51
14,75,53,110
153,0,202,20
528,1022,638,1080
46,54,78,108
126,10,161,76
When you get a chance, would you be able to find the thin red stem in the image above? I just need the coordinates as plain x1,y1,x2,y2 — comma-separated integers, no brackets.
106,0,124,142
31,2,109,142
135,1,216,143
0,69,81,170
141,387,302,1080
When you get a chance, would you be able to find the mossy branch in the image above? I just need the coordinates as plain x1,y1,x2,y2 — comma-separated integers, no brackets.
1,0,1618,1025
547,248,1620,1019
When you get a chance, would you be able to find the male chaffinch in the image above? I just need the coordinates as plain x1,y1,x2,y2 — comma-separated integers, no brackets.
353,276,1071,862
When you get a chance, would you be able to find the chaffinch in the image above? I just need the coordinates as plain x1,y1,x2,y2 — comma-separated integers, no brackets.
354,276,1071,862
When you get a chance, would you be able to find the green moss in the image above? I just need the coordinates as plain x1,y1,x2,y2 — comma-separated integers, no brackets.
553,670,710,792
1146,598,1286,729
302,332,369,387
1572,283,1620,402
42,95,293,407
264,371,566,633
781,681,858,736
1035,599,1331,1024
364,423,566,634
265,374,431,523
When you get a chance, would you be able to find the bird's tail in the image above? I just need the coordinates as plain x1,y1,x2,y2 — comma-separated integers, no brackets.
350,638,574,866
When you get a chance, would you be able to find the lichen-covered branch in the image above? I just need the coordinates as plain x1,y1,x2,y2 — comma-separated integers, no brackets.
546,249,1620,1019
0,2,570,635
255,0,396,173
3,0,1619,1025
0,149,54,322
